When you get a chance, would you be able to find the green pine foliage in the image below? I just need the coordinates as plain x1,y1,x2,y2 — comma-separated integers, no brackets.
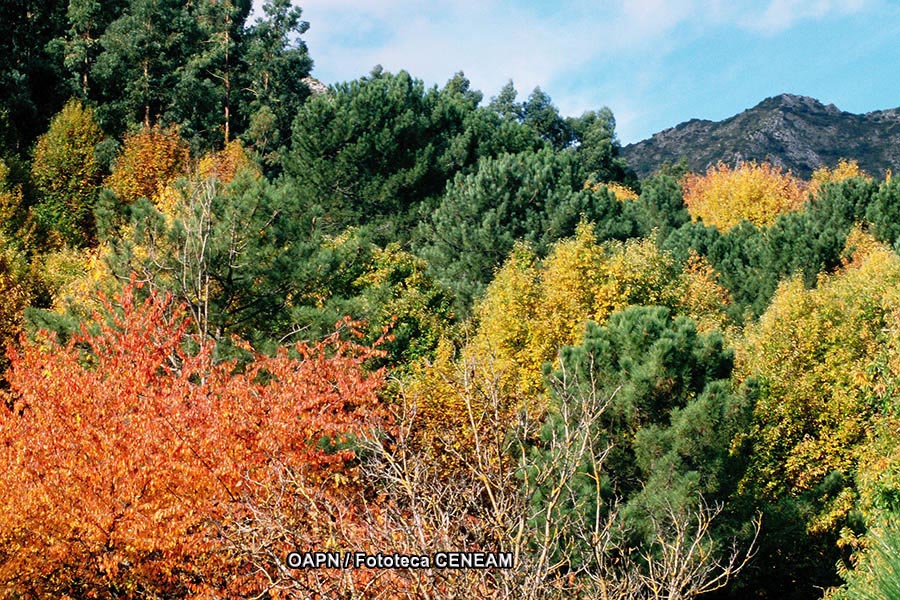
521,306,753,583
417,147,639,310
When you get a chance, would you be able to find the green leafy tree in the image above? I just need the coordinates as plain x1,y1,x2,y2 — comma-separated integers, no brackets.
169,0,251,147
30,99,106,247
92,0,196,132
288,69,483,235
568,107,633,186
108,171,329,344
0,0,68,152
631,173,690,240
522,86,574,150
488,80,523,122
49,0,128,99
866,176,900,248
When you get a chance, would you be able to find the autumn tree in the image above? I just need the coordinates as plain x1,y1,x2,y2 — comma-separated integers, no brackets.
104,124,189,204
0,157,26,237
737,229,900,596
662,175,880,319
0,280,386,597
682,161,807,231
0,236,30,381
808,158,869,198
332,315,753,599
469,222,730,399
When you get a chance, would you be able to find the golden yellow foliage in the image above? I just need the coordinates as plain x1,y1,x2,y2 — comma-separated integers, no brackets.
31,100,104,206
468,242,542,397
401,338,516,477
588,236,681,321
38,246,118,319
530,224,607,376
470,222,731,401
682,161,807,231
809,159,870,198
402,223,733,476
0,237,31,377
155,141,259,217
677,251,731,335
0,159,23,230
588,181,639,202
739,228,900,534
197,140,257,185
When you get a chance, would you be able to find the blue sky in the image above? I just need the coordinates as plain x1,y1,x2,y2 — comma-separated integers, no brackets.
252,1,900,145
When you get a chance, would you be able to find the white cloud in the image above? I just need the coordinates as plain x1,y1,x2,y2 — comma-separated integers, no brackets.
296,1,692,100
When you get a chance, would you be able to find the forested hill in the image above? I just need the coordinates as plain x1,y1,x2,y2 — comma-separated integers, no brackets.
8,1,900,598
622,93,900,178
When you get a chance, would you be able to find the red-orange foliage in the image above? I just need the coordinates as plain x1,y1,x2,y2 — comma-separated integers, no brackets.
0,281,387,597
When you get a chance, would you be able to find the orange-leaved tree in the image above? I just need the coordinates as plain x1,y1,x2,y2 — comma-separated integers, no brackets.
0,279,387,598
105,125,190,204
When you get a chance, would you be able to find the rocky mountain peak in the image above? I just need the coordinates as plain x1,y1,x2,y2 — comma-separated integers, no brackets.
622,95,900,178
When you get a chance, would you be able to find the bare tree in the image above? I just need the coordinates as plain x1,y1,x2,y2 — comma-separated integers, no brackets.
217,348,758,599
639,499,760,600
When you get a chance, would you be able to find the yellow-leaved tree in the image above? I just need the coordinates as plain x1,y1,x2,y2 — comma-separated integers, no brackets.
739,228,900,536
682,161,807,230
470,222,731,398
809,158,870,198
0,236,30,380
588,181,639,202
30,100,105,247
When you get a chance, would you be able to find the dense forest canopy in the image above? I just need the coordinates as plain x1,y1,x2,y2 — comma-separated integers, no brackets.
1,2,899,598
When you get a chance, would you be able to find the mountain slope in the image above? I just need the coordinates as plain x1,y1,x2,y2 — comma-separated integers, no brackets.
621,94,900,179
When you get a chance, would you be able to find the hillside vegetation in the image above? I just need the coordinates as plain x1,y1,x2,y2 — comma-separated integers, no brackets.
2,2,900,598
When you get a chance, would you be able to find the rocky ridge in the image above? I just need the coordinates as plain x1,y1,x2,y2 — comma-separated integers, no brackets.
621,94,900,178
